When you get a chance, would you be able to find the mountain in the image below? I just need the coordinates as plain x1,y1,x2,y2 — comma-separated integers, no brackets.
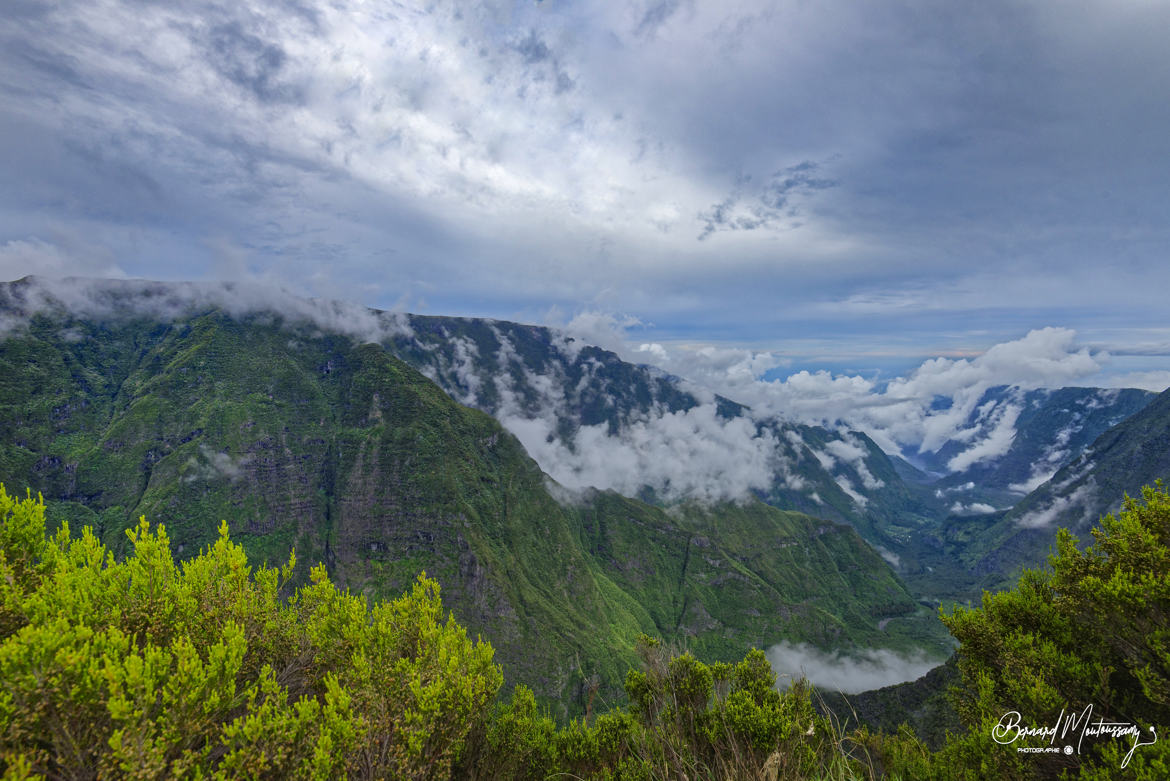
384,314,945,550
0,277,938,710
953,385,1170,581
911,385,1155,508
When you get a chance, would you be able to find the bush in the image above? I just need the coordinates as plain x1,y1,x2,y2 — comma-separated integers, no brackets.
0,487,502,779
874,484,1170,780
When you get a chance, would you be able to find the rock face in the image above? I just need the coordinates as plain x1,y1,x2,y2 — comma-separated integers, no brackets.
0,287,928,711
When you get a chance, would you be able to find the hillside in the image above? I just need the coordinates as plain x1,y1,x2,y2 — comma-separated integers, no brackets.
385,313,946,552
917,385,1154,504
0,287,936,709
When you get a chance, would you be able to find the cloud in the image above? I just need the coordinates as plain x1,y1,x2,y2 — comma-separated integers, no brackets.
616,328,1115,475
822,436,884,490
182,444,249,483
945,401,1021,472
473,328,786,502
949,501,997,515
2,0,1169,362
0,239,127,282
0,276,412,344
1099,371,1170,393
204,21,304,104
697,161,839,241
874,546,900,567
766,641,938,694
562,311,646,357
504,401,782,503
1016,481,1097,529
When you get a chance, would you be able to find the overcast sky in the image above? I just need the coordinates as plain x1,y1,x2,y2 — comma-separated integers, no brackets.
3,0,1169,382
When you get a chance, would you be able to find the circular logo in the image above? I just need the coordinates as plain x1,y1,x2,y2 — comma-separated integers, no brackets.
1064,745,1074,756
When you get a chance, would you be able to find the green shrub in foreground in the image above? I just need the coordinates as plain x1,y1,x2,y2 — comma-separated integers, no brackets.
869,484,1170,780
0,487,501,779
0,485,872,780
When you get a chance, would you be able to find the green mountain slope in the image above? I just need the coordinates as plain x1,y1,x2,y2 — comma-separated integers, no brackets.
0,292,937,709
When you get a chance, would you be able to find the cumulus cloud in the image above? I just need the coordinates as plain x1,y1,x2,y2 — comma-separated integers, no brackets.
562,311,646,358
504,402,781,503
609,327,1118,476
766,641,938,694
949,502,997,515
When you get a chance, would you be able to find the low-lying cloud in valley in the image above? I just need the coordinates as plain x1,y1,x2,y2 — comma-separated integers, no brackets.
766,641,938,694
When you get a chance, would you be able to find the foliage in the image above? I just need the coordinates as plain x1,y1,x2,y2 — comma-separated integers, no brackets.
0,487,501,779
456,635,873,781
0,486,881,779
871,484,1170,779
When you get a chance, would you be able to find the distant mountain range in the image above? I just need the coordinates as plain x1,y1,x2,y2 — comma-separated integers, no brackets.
958,384,1170,578
909,385,1154,500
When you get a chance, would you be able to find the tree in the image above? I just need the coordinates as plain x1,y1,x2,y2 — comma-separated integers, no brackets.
879,484,1170,779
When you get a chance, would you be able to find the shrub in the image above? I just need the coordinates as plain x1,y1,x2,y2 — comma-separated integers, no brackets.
0,487,502,779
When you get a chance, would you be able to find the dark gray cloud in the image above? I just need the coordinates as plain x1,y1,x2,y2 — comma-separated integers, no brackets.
205,21,303,104
0,0,1167,371
698,161,838,239
513,29,574,94
635,0,686,38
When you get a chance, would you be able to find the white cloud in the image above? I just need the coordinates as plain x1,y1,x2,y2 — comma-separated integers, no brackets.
823,436,884,490
0,276,413,344
590,326,1123,477
833,475,867,508
874,546,900,567
766,641,938,694
501,401,783,504
0,238,127,282
562,311,645,357
949,501,997,515
1015,482,1097,529
182,444,249,483
945,402,1021,472
1099,370,1170,393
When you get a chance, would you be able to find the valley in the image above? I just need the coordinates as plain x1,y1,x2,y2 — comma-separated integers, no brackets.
2,276,1167,714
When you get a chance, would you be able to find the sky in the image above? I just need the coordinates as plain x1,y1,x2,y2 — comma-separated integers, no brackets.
3,0,1170,385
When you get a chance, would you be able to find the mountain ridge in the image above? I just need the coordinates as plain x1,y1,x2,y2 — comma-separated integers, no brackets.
0,289,936,711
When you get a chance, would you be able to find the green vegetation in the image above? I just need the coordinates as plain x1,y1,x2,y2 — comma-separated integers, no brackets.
0,308,931,712
868,484,1170,779
2,484,1168,778
0,488,866,780
0,487,498,779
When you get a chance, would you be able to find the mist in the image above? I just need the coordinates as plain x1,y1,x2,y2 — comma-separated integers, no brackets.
766,641,939,694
